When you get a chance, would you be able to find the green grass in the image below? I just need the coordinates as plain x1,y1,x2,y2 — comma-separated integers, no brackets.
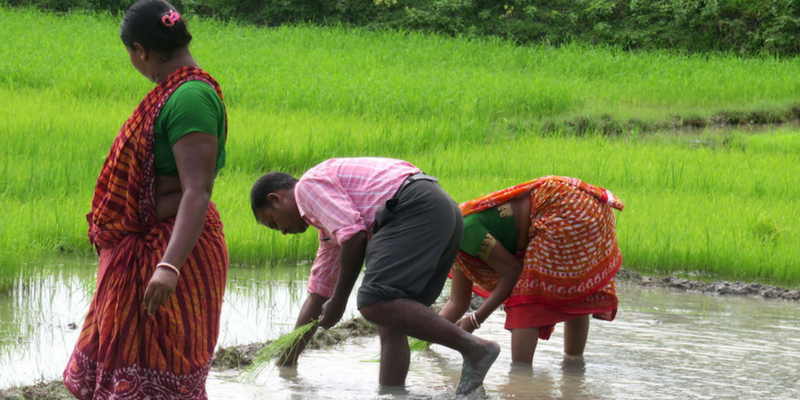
1,7,800,287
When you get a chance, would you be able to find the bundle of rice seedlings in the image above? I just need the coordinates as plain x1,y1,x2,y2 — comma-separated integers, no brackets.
363,337,432,362
408,337,432,352
239,320,318,383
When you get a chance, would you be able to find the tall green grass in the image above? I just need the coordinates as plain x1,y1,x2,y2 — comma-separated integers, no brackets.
1,7,799,286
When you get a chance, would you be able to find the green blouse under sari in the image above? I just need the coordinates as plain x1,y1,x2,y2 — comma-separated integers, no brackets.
460,202,518,261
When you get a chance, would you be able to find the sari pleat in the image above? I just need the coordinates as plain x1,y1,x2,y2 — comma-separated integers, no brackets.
63,67,229,400
455,176,623,339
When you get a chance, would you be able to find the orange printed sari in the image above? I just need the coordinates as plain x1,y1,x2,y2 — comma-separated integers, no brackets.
63,67,228,400
455,176,623,339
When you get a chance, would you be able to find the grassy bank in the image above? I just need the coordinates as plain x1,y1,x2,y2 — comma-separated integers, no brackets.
1,7,799,286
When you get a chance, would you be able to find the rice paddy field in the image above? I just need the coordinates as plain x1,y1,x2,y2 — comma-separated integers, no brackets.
1,6,799,288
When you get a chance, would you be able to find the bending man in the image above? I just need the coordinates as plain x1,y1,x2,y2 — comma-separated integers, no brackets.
250,157,499,395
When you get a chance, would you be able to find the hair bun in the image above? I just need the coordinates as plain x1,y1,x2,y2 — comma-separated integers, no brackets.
161,10,180,27
121,0,192,55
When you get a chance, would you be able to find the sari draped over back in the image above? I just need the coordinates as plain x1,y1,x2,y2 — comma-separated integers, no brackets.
455,176,623,339
64,67,229,400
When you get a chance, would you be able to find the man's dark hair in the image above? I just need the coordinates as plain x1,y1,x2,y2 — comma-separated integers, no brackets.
250,172,299,216
120,0,192,57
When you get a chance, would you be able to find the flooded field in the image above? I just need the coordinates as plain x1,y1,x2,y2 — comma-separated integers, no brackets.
1,258,799,399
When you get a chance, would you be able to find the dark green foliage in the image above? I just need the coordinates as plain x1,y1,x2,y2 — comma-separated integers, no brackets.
3,0,130,12
400,0,800,55
7,0,800,55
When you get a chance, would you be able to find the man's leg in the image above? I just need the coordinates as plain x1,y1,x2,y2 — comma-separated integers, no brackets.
360,180,498,395
276,293,328,367
360,299,500,396
377,325,410,386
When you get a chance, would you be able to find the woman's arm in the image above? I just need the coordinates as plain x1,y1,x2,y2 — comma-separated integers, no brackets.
440,268,474,323
455,244,522,332
143,131,217,316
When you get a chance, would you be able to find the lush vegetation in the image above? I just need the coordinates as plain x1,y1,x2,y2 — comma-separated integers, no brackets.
1,6,799,288
6,0,800,56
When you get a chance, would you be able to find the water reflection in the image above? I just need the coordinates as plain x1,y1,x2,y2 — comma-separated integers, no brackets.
1,259,800,400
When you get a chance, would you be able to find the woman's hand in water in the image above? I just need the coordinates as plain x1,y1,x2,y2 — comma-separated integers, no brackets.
456,316,477,333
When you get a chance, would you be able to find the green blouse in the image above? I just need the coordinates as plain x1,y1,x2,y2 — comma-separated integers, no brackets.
153,80,226,177
461,203,518,261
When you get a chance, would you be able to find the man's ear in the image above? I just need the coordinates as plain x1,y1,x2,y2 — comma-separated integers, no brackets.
266,192,282,207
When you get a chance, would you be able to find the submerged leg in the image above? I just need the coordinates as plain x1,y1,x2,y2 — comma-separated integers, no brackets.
377,325,410,386
563,315,590,356
510,328,539,363
359,298,499,396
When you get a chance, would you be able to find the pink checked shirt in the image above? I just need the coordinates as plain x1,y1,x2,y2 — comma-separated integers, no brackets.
295,158,420,297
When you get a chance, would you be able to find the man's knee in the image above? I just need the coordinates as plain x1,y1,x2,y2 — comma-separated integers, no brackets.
359,302,381,322
376,324,406,342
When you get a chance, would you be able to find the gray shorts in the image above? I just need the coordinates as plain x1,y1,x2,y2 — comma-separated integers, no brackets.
356,178,464,309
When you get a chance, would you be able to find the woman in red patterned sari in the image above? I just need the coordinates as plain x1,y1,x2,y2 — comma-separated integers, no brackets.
440,176,623,363
63,1,229,398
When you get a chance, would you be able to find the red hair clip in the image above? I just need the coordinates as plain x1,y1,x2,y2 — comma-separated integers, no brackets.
161,10,180,27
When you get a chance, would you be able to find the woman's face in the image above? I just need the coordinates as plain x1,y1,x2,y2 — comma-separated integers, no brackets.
126,44,155,83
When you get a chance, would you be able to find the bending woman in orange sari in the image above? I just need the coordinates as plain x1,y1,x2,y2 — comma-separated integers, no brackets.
440,176,623,363
63,1,228,398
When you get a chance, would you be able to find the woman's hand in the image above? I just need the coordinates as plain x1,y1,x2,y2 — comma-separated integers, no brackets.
455,316,477,333
459,237,523,333
143,268,179,316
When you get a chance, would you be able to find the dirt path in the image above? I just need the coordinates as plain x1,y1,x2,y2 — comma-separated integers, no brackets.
2,269,797,399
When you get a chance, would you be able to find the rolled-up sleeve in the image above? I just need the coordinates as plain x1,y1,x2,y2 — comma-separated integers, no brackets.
307,231,340,298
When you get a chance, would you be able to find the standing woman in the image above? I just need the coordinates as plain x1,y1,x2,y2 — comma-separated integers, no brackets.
440,176,623,363
63,1,229,398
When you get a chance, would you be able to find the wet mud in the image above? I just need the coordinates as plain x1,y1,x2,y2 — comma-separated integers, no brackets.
616,269,800,301
0,381,71,400
212,317,378,370
2,270,797,399
536,105,800,137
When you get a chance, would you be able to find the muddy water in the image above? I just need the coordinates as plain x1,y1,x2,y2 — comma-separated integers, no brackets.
1,258,799,399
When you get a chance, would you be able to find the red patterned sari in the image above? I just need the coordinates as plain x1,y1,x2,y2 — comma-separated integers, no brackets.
63,67,229,400
455,176,623,339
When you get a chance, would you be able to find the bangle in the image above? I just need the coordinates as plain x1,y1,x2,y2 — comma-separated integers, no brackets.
156,262,180,277
469,313,481,329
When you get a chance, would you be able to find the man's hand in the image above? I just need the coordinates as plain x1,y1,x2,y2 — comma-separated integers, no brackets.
275,293,327,367
143,268,179,316
319,297,347,329
319,231,367,329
